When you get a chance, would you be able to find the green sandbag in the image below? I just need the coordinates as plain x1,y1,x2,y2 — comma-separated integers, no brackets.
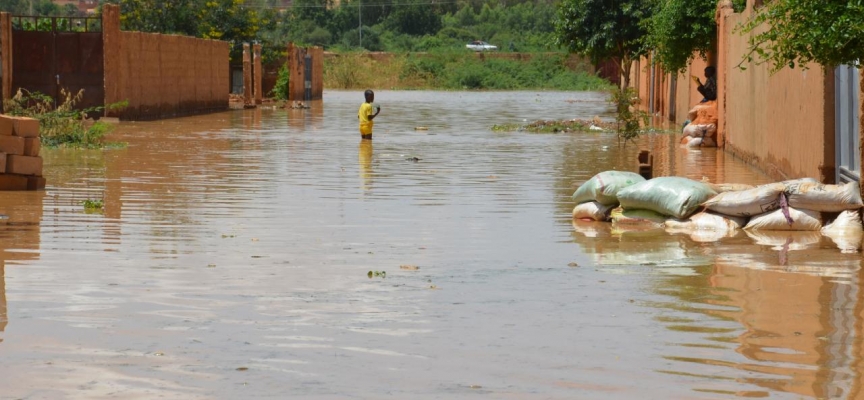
572,171,646,205
617,177,717,219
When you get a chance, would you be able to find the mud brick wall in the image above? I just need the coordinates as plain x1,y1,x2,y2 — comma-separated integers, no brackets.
287,43,323,102
0,115,45,191
102,4,229,120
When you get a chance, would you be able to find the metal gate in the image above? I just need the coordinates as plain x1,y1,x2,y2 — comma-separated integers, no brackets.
835,65,860,184
11,16,103,111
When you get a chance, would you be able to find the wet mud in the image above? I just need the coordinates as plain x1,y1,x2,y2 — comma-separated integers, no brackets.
0,90,861,399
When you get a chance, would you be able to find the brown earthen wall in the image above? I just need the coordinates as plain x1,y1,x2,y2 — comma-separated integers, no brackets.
632,0,835,182
102,4,228,120
722,3,834,182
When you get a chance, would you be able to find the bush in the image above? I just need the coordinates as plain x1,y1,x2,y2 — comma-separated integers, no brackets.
271,64,289,100
5,88,126,149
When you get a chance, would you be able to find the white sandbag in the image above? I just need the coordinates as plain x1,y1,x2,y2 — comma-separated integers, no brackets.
783,181,863,212
617,177,717,219
702,183,785,217
610,208,668,227
821,210,863,252
690,229,737,243
572,201,614,221
686,137,703,147
572,171,646,206
744,207,822,231
745,230,822,250
682,123,716,138
680,136,693,145
822,210,863,232
704,182,756,193
689,211,747,230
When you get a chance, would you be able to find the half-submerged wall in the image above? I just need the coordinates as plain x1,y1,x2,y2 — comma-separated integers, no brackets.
102,4,229,120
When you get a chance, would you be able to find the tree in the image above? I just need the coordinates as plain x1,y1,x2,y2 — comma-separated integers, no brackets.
645,0,716,73
109,0,199,36
554,0,652,88
738,0,864,71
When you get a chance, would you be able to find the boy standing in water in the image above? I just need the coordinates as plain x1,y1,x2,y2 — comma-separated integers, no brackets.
358,89,381,140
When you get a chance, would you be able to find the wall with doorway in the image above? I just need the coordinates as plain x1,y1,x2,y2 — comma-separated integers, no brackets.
102,4,229,120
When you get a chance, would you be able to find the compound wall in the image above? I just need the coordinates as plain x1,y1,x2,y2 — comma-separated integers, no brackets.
102,4,228,120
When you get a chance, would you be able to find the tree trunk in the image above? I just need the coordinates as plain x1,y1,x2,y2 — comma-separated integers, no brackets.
620,56,632,89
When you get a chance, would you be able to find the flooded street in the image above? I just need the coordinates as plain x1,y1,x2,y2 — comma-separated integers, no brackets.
1,90,863,399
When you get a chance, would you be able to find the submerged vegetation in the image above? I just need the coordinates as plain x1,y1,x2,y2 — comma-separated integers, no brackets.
82,198,105,212
5,89,127,149
325,52,613,90
492,118,616,134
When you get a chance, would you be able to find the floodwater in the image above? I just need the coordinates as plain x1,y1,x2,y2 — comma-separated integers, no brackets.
0,90,862,399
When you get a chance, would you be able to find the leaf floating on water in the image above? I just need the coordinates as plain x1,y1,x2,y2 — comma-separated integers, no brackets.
207,264,216,268
400,265,419,271
236,367,249,371
251,238,259,242
469,385,482,389
368,270,386,278
567,262,579,267
368,271,373,278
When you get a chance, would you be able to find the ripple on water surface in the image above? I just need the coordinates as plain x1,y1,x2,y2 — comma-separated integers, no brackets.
0,90,860,399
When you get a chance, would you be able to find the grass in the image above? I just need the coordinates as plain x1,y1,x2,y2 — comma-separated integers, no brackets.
324,51,614,91
492,118,617,134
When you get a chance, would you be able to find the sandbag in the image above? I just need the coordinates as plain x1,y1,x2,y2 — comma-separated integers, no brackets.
680,136,693,145
702,183,785,217
572,201,615,221
682,123,716,138
822,210,863,253
702,137,716,147
822,210,863,232
610,208,668,227
783,181,863,212
617,177,717,219
744,207,822,231
686,137,703,148
704,182,756,193
572,171,646,206
664,211,745,231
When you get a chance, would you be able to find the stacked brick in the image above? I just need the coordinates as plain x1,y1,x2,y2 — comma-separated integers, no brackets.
0,115,45,191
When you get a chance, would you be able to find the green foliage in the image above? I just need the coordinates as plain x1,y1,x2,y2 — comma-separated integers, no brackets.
325,51,612,90
0,0,61,15
610,87,649,144
367,270,386,278
271,64,289,100
737,0,864,71
5,89,127,149
554,0,653,87
646,0,717,73
82,198,105,212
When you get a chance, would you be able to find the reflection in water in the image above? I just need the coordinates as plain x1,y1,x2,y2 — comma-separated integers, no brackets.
359,139,373,191
5,90,864,398
571,208,864,398
0,191,44,342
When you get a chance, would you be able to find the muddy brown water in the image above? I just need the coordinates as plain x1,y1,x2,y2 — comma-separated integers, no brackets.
0,90,862,399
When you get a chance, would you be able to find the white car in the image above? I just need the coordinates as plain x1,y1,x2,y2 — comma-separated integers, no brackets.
466,41,498,51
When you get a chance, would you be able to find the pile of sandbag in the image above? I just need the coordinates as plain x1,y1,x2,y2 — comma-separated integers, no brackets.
681,101,718,148
572,171,864,250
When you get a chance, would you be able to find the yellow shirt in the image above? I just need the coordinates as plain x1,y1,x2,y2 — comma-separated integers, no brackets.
358,102,374,134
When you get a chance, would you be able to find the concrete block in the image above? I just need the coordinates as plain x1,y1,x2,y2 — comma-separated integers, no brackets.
0,135,24,155
0,174,28,191
26,176,46,190
23,137,40,157
0,115,14,135
13,116,39,138
6,155,42,176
